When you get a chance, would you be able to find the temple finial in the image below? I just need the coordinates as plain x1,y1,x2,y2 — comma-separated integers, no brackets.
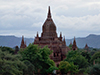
74,36,75,40
20,35,26,48
85,43,88,49
47,6,51,18
60,32,62,38
70,41,72,45
73,36,76,45
22,35,24,44
37,31,39,37
72,36,77,50
63,36,66,44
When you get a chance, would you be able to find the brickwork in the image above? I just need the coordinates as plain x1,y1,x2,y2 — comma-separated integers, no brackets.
34,6,70,65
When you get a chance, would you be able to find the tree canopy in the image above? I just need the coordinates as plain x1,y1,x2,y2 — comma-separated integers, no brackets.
0,46,15,54
0,50,26,75
65,50,89,71
19,44,56,74
59,61,78,74
91,51,100,64
88,64,100,75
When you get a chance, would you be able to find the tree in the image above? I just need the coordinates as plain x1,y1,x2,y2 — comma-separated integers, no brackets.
68,44,73,50
23,60,35,75
65,50,89,70
91,51,100,64
65,50,80,61
0,50,26,75
88,64,100,75
0,46,15,54
95,58,100,64
46,65,58,74
59,61,70,74
19,44,56,74
81,51,91,63
69,63,79,74
72,55,89,69
59,61,78,74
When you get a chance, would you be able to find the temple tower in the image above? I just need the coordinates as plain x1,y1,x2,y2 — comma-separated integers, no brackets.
14,46,19,54
84,43,89,51
34,6,70,66
72,37,77,50
41,6,57,40
20,36,27,49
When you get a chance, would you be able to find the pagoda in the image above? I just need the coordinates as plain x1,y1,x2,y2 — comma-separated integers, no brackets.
20,36,27,49
72,37,77,50
84,44,90,52
34,6,70,66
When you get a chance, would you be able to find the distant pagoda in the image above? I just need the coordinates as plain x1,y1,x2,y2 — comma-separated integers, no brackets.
72,37,77,50
84,43,90,52
34,6,70,66
20,36,27,49
85,44,88,49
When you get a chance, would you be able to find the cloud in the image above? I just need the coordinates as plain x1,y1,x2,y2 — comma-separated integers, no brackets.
54,13,100,38
0,0,100,38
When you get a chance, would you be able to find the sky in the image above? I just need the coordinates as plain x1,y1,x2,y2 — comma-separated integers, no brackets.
0,0,100,39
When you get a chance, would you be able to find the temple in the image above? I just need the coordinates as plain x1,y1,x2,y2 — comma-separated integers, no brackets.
84,43,90,52
85,44,88,49
33,6,70,66
72,37,77,50
20,36,27,49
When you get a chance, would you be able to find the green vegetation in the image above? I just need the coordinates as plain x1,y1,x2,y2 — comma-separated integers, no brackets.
58,46,100,75
81,51,91,63
88,64,100,75
19,44,57,74
64,50,89,74
91,51,100,63
59,61,78,74
0,50,26,75
0,45,100,75
0,46,15,54
0,44,57,75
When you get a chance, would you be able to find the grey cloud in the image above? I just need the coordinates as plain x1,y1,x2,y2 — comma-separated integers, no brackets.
0,0,100,38
56,6,100,17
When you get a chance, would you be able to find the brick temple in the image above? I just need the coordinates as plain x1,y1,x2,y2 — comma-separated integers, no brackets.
72,37,77,50
33,6,70,66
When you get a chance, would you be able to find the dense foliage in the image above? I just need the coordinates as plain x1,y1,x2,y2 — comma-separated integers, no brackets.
0,46,15,54
0,45,100,75
65,50,89,69
88,64,100,75
91,51,100,63
0,44,57,75
0,50,26,75
19,44,57,74
59,47,100,75
59,61,78,74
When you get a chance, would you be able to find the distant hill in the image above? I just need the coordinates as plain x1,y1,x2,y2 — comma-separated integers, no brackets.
0,34,100,48
66,34,100,48
0,35,33,48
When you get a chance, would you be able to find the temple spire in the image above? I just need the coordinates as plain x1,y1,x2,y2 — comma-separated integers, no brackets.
85,43,89,51
70,41,72,45
59,32,62,41
60,32,62,38
63,36,66,45
72,37,77,50
74,37,75,42
36,32,39,37
21,36,24,45
20,36,26,49
47,6,51,18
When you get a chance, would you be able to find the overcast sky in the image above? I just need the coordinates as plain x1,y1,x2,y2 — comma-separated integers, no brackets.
0,0,100,39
